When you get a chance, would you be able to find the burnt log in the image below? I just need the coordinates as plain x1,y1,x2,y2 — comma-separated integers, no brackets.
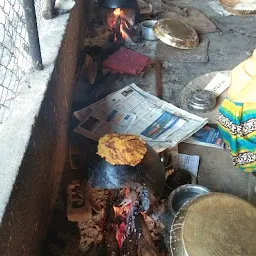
121,19,139,43
121,213,162,256
137,214,162,256
104,190,120,256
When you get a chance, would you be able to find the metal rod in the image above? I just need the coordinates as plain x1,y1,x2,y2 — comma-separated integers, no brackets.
23,0,43,70
155,60,163,99
43,0,56,20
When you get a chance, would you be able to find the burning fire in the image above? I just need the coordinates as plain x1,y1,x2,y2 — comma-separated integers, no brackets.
113,203,133,248
112,188,134,248
113,8,121,16
110,8,130,41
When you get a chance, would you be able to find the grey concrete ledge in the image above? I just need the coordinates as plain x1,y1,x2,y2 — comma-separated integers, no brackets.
0,12,71,223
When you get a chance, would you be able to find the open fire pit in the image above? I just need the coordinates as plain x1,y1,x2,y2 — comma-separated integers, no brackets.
106,8,139,43
77,185,167,256
74,135,166,255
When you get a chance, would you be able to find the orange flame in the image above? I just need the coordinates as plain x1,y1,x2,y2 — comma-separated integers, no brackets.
120,23,129,40
113,188,134,248
113,8,121,16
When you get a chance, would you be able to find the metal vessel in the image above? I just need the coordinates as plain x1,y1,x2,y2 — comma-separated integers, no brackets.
170,193,256,256
187,89,216,113
140,20,158,41
168,184,210,216
153,19,199,49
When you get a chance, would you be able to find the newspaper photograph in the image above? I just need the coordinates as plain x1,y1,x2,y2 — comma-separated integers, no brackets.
74,83,208,151
184,125,224,149
75,107,136,141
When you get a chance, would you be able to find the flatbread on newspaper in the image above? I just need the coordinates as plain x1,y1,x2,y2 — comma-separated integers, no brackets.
97,133,147,166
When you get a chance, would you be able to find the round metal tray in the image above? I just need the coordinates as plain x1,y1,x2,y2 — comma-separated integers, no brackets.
153,19,199,49
170,193,256,256
220,0,256,16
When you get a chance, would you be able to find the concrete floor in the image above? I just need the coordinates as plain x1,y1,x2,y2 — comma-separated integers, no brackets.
72,0,256,203
179,143,249,199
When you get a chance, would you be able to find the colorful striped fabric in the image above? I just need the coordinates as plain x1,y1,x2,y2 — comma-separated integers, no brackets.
217,98,256,173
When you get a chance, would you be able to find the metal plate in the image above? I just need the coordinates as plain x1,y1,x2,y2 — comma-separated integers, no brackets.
153,19,199,49
170,193,256,256
220,0,256,15
179,71,230,123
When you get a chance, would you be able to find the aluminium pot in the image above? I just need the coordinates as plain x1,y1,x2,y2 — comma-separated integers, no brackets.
140,20,158,41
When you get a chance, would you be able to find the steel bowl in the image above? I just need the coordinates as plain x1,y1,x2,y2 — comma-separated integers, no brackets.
187,89,216,113
140,20,158,41
168,184,210,216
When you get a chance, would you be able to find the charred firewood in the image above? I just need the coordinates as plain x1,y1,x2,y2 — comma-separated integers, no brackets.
112,16,123,43
121,19,139,43
120,207,141,256
121,232,139,256
137,214,162,256
103,190,120,256
104,231,120,256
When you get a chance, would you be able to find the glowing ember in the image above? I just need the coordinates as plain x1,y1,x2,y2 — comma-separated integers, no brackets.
113,188,134,248
113,203,133,248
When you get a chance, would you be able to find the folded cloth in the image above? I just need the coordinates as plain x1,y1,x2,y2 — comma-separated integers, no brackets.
103,47,151,75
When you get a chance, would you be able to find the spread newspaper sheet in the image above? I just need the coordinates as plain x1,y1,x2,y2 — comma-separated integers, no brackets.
74,83,208,152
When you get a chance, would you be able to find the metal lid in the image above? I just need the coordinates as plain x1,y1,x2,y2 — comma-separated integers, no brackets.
171,193,256,256
187,89,216,113
220,0,256,16
153,19,199,49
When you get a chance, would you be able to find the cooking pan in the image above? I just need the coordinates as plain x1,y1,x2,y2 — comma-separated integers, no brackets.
87,144,165,202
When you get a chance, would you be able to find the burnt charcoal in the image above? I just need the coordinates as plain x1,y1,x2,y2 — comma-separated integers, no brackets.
103,190,121,256
85,243,106,256
104,231,120,256
138,187,150,212
137,214,162,256
121,232,138,256
165,169,193,192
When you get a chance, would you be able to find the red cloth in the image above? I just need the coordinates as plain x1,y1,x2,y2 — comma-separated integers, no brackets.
103,47,151,75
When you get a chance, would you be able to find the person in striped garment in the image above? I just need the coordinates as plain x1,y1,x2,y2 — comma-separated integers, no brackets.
218,50,256,173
